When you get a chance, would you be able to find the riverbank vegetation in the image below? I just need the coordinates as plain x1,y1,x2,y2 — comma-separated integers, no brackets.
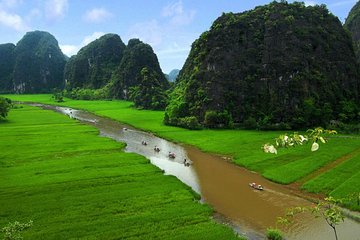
0,104,241,239
3,94,360,211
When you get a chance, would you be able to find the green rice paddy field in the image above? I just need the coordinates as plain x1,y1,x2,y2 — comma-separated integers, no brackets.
2,94,360,210
0,105,240,239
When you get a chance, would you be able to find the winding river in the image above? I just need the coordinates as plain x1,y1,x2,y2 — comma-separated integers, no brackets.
36,104,360,240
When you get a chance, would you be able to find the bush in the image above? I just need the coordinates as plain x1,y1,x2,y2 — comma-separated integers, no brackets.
266,228,283,240
178,116,202,130
0,97,11,119
243,116,258,129
64,87,110,100
204,110,233,128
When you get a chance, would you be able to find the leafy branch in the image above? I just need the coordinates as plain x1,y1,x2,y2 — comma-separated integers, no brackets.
262,127,337,154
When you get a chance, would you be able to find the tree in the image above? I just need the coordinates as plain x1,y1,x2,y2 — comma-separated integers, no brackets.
0,97,11,119
262,127,337,154
128,67,168,110
277,197,344,240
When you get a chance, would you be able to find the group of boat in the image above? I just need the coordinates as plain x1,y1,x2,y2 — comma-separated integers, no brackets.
249,182,264,190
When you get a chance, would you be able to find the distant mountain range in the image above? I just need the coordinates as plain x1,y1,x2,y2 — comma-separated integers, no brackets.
165,69,180,82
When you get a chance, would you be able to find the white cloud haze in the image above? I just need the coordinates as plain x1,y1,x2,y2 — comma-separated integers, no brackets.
45,0,68,22
0,9,29,31
83,8,113,23
162,0,195,26
60,31,105,57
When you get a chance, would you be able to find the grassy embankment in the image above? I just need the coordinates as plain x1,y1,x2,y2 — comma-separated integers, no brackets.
0,105,241,239
4,94,360,210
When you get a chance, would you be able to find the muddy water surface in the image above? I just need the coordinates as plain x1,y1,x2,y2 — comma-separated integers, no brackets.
38,104,360,240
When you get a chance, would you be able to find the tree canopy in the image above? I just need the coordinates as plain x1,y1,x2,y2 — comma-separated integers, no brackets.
0,97,11,119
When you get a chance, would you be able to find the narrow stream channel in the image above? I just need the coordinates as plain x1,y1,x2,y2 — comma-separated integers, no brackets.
34,104,360,240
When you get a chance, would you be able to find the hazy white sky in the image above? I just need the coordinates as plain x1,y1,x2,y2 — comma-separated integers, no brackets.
0,0,357,73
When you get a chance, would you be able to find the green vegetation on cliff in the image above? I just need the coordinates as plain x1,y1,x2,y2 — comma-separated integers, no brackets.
0,43,15,93
13,31,66,93
110,39,169,100
166,2,360,130
345,0,360,62
64,34,126,90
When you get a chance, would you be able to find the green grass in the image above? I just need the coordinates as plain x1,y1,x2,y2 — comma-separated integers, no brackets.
302,152,360,210
3,94,360,200
0,105,240,239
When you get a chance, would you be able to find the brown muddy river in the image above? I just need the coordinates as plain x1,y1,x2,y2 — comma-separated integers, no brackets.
37,104,360,240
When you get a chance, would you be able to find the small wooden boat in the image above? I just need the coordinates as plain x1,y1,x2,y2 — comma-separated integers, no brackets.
249,182,264,190
183,159,192,167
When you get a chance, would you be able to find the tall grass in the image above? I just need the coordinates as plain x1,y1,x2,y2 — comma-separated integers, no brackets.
3,94,360,200
0,105,240,239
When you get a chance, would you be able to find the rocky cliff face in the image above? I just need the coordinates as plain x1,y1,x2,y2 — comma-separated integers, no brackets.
64,33,126,89
110,39,169,99
345,0,360,62
165,2,360,129
13,31,66,93
0,43,15,93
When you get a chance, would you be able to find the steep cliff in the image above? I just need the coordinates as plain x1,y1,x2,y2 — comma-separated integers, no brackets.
64,33,126,89
110,39,169,99
13,31,66,93
345,0,360,61
165,2,360,129
0,43,15,93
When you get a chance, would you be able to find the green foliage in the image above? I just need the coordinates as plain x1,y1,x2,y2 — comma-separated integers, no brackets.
1,220,33,240
64,34,126,90
0,104,239,239
13,31,66,93
4,94,360,203
345,0,360,61
64,87,111,100
279,198,344,240
51,88,64,102
204,110,233,128
128,67,168,110
266,228,283,240
166,1,360,129
110,38,169,99
0,97,11,119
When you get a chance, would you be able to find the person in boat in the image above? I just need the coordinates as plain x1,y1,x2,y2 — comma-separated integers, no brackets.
168,152,176,158
141,140,147,146
184,159,192,167
154,146,160,152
